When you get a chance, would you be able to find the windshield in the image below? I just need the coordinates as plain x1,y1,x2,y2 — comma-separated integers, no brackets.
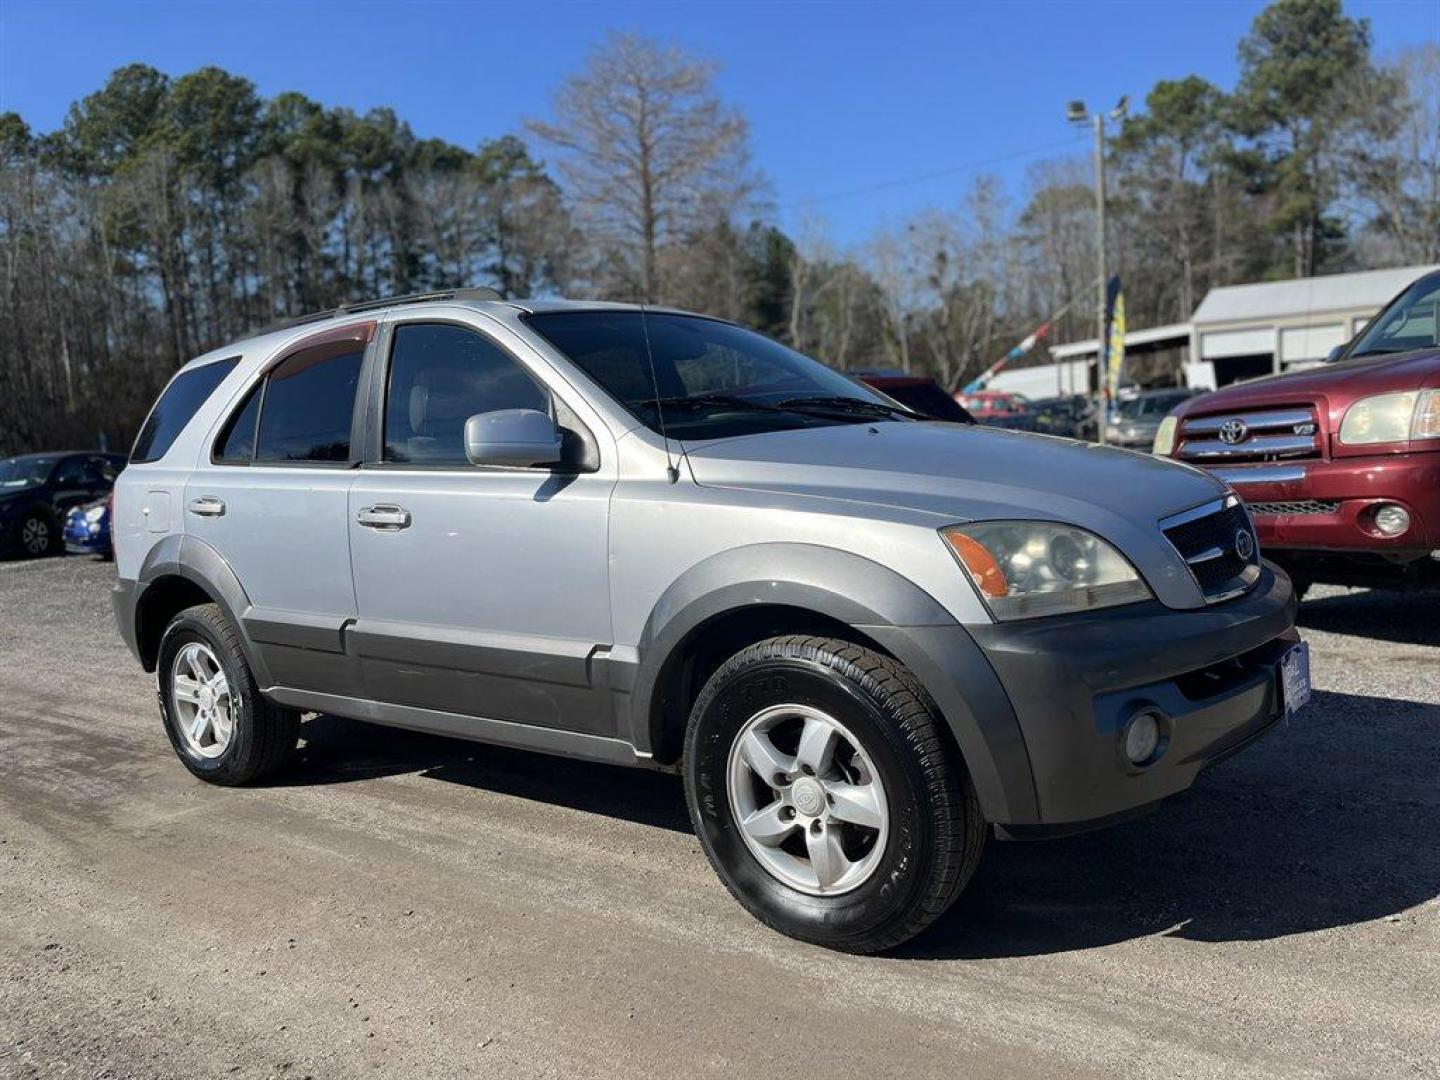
1117,392,1189,419
526,311,906,440
0,457,57,489
1345,274,1440,359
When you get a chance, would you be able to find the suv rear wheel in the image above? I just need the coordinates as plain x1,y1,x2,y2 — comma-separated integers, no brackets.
157,603,299,785
684,635,985,953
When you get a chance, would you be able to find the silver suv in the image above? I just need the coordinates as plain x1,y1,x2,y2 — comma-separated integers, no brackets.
113,290,1309,953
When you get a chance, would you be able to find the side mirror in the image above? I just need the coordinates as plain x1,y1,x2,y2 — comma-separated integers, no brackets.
1326,344,1346,363
464,409,563,468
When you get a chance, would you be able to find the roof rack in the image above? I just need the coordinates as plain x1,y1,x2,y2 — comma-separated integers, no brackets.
272,287,505,332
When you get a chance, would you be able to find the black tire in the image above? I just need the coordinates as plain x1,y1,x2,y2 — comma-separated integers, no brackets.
156,603,299,785
684,635,985,954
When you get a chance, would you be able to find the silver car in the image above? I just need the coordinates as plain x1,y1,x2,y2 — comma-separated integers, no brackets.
113,290,1308,953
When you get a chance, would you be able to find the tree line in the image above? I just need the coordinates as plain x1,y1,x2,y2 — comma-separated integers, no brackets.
2,0,1435,454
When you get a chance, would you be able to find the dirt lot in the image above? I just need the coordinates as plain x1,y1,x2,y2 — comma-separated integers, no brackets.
1,556,1437,1080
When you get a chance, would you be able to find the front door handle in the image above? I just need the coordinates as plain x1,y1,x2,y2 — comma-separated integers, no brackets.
356,505,411,530
187,496,226,517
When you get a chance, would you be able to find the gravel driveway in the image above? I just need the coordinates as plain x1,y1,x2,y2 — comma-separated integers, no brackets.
2,556,1437,1079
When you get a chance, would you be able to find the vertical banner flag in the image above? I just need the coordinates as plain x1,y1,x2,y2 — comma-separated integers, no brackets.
962,322,1050,393
1102,276,1126,404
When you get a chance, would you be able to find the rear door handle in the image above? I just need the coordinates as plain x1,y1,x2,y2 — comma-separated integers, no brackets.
356,505,411,530
187,496,226,517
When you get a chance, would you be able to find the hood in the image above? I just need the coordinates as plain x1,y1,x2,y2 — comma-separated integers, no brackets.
1177,347,1440,418
683,420,1225,548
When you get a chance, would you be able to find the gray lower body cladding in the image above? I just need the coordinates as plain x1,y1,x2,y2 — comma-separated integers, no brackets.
959,561,1297,829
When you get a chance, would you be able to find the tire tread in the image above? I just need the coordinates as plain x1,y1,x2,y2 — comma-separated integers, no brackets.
687,634,985,953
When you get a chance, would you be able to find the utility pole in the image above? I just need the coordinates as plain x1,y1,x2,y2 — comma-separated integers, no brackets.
1092,112,1108,445
1067,96,1127,445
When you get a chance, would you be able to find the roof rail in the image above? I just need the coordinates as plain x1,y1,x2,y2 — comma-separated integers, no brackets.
271,287,505,332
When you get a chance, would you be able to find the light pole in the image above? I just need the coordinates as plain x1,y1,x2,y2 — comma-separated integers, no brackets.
1067,96,1127,444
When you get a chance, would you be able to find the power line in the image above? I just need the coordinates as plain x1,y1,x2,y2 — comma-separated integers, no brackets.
783,135,1089,210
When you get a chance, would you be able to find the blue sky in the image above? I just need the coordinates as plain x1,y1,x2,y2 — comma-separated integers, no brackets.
2,0,1436,245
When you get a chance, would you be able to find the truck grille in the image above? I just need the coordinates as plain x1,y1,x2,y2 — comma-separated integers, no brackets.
1178,407,1321,464
1245,499,1340,517
1161,495,1261,602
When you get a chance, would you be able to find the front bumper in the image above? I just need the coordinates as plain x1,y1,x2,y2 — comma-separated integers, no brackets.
1205,453,1440,555
970,562,1298,830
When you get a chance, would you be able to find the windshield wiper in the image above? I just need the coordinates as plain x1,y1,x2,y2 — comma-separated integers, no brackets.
774,396,920,420
1347,347,1415,359
649,393,784,413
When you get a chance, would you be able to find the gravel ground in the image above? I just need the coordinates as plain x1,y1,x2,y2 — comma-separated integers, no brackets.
1,556,1437,1079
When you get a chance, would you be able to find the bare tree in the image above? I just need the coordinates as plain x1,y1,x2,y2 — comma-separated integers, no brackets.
526,32,758,302
1345,45,1440,266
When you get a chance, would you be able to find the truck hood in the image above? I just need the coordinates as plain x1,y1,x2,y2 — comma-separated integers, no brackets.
683,422,1226,595
1178,347,1440,417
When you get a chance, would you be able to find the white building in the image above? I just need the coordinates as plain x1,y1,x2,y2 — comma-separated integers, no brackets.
1187,263,1437,386
989,264,1437,397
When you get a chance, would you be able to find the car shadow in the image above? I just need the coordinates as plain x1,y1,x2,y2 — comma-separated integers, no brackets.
285,712,692,834
902,687,1440,959
285,686,1439,956
1297,587,1440,647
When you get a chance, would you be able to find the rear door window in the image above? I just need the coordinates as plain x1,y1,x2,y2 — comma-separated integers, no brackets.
255,344,363,463
130,358,239,463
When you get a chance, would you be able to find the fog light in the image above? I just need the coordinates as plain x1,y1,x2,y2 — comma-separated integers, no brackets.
1123,710,1162,765
1373,504,1410,537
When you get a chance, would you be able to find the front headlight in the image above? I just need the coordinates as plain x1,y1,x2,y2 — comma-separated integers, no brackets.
1339,390,1440,445
84,504,106,524
940,522,1152,621
1152,415,1178,456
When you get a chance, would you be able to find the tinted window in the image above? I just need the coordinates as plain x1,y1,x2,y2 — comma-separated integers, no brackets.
1346,274,1440,358
0,457,58,489
131,358,239,463
215,385,263,464
385,324,549,464
527,312,896,440
255,345,362,463
52,457,94,487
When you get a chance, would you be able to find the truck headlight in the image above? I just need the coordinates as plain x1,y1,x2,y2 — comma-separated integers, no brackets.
1339,390,1440,445
941,522,1152,621
1152,415,1178,456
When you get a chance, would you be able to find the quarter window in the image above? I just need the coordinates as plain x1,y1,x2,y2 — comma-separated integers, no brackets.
130,358,239,463
255,344,363,463
384,323,549,465
215,385,262,464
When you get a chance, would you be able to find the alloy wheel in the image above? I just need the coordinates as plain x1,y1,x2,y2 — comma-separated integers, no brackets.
20,517,49,556
726,703,889,896
170,642,235,759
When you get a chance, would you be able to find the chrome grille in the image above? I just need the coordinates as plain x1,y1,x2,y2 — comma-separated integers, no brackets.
1160,495,1261,602
1178,407,1320,464
1245,499,1340,517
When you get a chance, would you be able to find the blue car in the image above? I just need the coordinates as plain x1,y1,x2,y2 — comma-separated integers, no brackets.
64,495,114,559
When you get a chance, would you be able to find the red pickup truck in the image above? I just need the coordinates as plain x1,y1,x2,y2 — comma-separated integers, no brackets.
1155,268,1440,597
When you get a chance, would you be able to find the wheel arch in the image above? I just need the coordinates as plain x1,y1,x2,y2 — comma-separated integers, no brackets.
628,543,1037,822
132,535,271,686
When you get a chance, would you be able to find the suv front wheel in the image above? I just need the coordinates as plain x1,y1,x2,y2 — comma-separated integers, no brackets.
684,635,985,953
157,603,299,785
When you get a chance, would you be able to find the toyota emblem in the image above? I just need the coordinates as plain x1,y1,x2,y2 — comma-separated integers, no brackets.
1218,419,1249,445
1234,529,1255,561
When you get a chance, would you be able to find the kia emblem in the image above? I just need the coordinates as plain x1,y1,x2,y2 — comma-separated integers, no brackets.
1219,419,1249,445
